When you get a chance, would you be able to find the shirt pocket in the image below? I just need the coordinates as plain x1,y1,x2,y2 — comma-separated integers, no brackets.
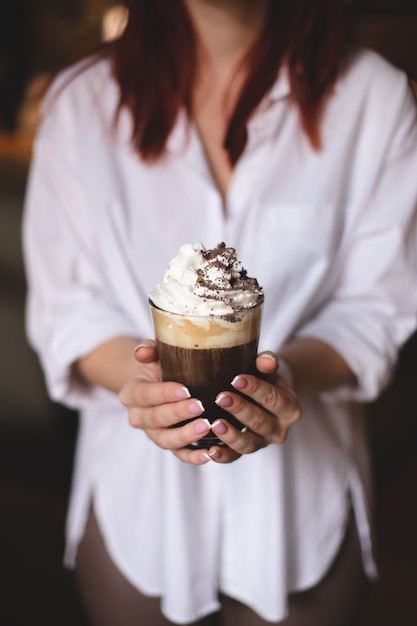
261,202,339,252
253,203,340,292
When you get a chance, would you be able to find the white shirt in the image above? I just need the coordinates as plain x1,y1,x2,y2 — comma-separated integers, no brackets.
23,49,417,624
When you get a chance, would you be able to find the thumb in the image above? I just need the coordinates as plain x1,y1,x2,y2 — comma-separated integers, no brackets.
256,351,278,375
134,340,158,364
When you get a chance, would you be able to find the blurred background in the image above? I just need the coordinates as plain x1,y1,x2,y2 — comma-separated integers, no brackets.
0,1,416,624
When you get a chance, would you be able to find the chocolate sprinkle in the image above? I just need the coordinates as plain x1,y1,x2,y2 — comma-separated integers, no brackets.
195,242,263,311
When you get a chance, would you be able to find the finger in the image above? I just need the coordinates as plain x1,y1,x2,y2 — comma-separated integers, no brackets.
134,341,158,364
173,446,213,465
256,352,278,375
256,353,294,390
173,443,241,465
206,444,242,463
128,395,205,430
146,417,213,451
120,378,191,409
215,390,286,443
231,374,298,421
210,418,268,455
144,421,241,465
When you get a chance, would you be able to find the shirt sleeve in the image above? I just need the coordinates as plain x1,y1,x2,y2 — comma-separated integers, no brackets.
296,78,417,402
22,82,140,409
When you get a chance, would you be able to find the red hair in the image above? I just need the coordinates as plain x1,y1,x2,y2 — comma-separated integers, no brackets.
103,0,347,163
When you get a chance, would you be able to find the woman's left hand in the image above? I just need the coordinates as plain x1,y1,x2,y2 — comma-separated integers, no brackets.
199,352,302,464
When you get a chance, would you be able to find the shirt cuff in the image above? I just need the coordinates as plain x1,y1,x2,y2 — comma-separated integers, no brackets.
295,318,395,403
41,308,140,409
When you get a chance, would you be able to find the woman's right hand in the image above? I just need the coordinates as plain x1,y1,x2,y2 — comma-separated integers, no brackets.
118,342,215,464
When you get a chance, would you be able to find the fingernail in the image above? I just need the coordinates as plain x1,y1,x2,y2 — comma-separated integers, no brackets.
215,393,233,408
134,341,156,352
259,352,278,364
231,375,248,390
208,449,221,460
193,419,211,435
188,400,205,415
174,387,191,400
134,342,155,354
199,453,211,464
212,420,228,435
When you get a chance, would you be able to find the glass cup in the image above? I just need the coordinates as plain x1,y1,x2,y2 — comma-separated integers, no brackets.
149,297,264,448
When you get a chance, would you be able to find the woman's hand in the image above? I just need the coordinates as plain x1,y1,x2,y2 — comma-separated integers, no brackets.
120,344,301,465
119,342,216,464
203,352,301,463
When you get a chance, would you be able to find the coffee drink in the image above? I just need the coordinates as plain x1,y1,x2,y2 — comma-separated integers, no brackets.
150,301,263,447
149,242,264,448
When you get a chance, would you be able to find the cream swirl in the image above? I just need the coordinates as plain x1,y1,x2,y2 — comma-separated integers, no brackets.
149,242,263,316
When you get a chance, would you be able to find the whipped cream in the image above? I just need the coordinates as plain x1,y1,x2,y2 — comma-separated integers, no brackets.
149,242,263,316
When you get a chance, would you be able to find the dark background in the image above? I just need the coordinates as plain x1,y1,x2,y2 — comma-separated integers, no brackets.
1,1,416,624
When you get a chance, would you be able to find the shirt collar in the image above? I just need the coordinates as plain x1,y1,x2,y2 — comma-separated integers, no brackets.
266,65,291,103
166,110,191,155
166,66,291,155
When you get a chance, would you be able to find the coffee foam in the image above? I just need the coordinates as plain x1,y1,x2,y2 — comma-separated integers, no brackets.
150,303,262,349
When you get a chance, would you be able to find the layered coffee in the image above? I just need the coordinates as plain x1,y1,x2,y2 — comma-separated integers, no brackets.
155,342,259,443
149,242,264,448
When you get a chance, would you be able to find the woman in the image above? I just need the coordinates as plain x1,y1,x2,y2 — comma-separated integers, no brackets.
23,0,417,624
